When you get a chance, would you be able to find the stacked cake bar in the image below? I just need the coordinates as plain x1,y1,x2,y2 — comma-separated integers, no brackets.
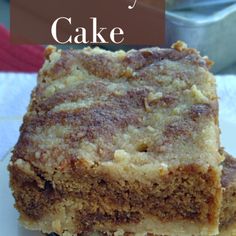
9,42,231,235
219,151,236,236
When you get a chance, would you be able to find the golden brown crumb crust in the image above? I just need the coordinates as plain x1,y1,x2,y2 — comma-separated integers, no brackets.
12,44,220,169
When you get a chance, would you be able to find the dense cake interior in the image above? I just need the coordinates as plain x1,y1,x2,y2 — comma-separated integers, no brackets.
9,43,223,235
10,158,220,234
10,152,236,236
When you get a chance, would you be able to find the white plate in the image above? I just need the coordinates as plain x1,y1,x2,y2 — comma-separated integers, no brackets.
0,76,236,236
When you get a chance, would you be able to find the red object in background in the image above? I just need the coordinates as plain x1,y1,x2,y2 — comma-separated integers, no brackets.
0,25,44,72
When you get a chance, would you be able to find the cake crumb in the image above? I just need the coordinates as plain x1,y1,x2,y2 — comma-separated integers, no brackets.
171,41,188,52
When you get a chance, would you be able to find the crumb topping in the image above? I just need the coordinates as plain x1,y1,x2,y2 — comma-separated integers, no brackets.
12,44,221,173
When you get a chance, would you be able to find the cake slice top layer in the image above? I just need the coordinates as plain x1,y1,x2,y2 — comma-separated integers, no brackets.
13,42,223,173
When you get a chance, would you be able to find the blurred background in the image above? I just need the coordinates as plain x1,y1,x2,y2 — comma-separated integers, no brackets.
0,0,9,28
1,0,236,73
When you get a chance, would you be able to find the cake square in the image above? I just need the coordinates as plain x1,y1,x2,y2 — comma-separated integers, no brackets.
9,42,223,236
220,151,236,235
